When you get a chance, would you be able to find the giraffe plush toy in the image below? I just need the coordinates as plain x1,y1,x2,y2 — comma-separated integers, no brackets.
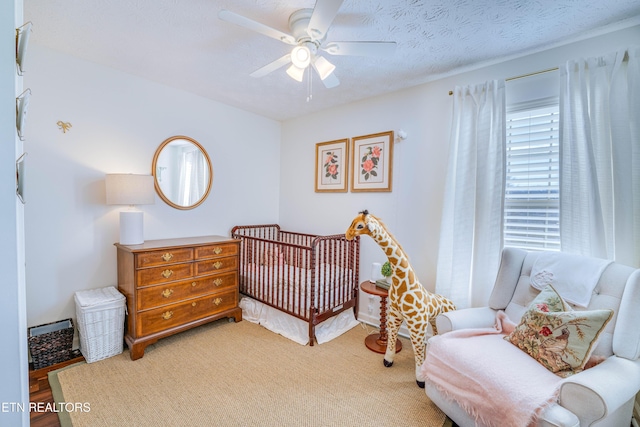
346,210,456,387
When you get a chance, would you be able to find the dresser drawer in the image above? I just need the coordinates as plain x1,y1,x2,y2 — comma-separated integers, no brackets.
138,289,238,336
195,256,238,276
137,263,194,286
136,248,194,268
136,272,238,310
195,243,238,260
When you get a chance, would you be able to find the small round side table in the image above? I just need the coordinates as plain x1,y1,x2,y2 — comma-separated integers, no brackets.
360,281,402,354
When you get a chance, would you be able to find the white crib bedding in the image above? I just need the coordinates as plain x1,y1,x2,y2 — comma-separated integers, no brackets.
239,296,359,345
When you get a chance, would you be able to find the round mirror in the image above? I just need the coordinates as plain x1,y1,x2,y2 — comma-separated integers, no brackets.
152,136,213,210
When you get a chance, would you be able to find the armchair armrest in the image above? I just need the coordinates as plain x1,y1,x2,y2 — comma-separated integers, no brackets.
435,307,497,334
558,356,640,425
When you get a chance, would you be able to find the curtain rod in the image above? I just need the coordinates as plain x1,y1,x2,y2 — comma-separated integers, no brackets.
448,67,559,95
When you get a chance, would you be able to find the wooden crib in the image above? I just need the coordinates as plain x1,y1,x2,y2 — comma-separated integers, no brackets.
230,224,360,345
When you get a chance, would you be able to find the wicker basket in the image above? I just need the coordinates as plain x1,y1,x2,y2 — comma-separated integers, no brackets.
28,318,74,370
75,286,126,363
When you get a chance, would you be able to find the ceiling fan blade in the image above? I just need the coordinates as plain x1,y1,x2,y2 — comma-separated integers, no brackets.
319,71,340,88
219,9,296,45
307,0,345,40
250,54,292,78
323,41,397,57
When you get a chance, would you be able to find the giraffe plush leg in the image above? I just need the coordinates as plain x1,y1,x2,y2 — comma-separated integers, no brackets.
383,306,403,368
409,321,428,388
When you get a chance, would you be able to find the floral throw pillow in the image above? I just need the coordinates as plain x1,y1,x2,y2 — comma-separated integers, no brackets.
505,285,613,376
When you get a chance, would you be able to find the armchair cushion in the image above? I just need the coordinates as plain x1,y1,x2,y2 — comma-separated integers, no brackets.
435,306,498,334
505,285,613,375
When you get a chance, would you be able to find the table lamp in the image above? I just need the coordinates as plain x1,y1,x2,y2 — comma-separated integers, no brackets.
106,174,155,245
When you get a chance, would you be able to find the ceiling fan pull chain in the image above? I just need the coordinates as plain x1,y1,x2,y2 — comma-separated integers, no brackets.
307,67,313,102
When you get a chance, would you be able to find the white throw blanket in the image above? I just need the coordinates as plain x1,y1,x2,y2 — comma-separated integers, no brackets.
530,252,612,307
421,312,562,427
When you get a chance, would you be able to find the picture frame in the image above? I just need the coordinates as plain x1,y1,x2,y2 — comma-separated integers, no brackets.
16,88,31,141
350,131,394,192
16,22,33,75
16,152,27,204
315,138,349,193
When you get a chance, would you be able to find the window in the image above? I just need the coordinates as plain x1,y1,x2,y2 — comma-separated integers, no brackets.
504,101,560,251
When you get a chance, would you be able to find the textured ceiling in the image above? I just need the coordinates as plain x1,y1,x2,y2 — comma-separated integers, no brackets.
24,0,640,121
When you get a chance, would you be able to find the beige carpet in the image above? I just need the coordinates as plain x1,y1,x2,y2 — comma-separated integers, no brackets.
51,319,449,427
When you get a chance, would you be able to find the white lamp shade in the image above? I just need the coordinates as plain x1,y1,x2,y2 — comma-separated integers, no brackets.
313,56,336,81
286,64,305,82
105,174,155,206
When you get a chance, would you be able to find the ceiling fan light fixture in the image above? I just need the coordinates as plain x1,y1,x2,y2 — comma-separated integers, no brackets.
291,45,311,68
286,64,305,82
220,2,396,90
313,55,335,80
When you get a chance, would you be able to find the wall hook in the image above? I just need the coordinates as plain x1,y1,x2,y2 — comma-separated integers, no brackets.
57,121,72,133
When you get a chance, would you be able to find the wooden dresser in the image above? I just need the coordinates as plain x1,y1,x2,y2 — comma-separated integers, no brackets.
115,235,242,360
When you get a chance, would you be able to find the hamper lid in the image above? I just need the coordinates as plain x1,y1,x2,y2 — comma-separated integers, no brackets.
74,286,125,307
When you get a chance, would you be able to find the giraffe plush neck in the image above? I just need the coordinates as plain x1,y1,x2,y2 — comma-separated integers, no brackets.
346,210,456,387
347,212,412,288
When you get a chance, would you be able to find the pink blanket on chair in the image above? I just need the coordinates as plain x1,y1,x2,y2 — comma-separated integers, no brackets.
420,312,562,427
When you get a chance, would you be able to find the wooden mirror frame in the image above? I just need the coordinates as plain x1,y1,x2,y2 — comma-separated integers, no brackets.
152,135,213,210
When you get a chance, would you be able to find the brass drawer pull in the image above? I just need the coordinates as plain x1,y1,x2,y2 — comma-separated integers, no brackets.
213,247,223,255
213,261,223,269
191,282,197,287
192,302,197,307
213,298,223,306
214,279,223,287
161,311,173,320
161,253,174,262
161,289,174,298
161,269,174,279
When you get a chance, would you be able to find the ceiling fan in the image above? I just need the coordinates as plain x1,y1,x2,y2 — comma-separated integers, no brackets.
218,0,396,88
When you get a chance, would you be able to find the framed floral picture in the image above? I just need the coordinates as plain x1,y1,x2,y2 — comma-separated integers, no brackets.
315,138,349,192
351,131,394,192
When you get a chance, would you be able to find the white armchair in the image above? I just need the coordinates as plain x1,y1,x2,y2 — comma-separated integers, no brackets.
424,248,640,427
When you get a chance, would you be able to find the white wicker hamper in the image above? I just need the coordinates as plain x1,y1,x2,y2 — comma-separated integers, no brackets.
74,286,126,363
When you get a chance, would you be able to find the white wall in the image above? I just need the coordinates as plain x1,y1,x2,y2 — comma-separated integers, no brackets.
24,45,281,328
280,24,640,326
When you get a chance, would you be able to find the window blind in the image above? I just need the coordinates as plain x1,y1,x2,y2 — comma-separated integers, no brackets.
504,103,560,251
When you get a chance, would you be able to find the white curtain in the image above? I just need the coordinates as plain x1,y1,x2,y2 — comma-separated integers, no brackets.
560,47,640,266
436,80,506,309
178,148,207,206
